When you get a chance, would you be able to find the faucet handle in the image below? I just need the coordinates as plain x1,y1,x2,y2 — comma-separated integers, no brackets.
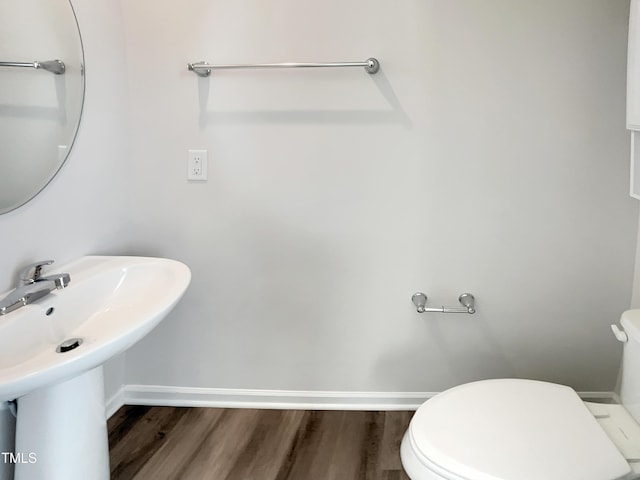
19,260,54,285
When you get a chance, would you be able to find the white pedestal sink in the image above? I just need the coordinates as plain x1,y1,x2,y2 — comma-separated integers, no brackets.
0,256,191,480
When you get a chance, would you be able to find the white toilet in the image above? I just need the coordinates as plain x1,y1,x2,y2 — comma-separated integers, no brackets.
400,309,640,480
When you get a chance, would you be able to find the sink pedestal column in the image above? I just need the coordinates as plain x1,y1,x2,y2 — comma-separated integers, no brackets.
14,366,109,480
0,402,16,480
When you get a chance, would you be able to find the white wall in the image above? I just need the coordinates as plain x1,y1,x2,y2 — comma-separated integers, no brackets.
120,0,638,395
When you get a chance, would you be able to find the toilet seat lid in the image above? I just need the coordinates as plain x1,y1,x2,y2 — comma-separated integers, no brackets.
409,379,630,480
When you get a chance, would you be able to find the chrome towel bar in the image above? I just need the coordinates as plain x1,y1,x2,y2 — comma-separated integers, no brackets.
0,60,65,75
187,58,380,77
411,292,476,314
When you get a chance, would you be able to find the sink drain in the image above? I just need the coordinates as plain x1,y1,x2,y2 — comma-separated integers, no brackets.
56,338,83,353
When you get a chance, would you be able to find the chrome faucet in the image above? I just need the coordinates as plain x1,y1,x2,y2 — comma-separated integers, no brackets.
0,260,71,316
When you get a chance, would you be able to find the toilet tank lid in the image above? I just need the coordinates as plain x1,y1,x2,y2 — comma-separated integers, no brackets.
621,310,640,342
409,379,630,480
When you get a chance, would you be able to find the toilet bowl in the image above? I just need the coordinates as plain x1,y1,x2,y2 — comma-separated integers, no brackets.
400,310,640,480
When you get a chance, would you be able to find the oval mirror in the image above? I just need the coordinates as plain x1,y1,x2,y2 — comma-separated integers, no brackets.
0,0,85,214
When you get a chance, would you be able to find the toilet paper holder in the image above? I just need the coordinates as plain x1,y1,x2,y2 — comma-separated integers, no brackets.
411,292,475,314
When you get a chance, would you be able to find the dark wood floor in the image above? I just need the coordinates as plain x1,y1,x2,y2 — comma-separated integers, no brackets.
108,406,412,480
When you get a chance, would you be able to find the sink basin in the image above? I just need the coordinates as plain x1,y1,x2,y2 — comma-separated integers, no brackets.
0,255,191,480
0,256,191,402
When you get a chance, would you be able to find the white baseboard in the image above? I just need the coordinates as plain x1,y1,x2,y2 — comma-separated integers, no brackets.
105,385,620,419
105,387,125,418
121,385,435,412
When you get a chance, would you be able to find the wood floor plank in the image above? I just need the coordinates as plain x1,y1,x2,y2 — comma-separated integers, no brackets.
276,410,372,480
108,406,413,480
226,409,307,480
381,471,411,480
131,407,226,480
378,411,413,471
275,410,341,480
107,405,151,446
178,408,264,480
109,406,186,479
361,411,388,480
330,411,376,480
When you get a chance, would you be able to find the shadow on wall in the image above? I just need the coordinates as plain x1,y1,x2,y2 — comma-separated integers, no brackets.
194,68,412,128
372,306,516,392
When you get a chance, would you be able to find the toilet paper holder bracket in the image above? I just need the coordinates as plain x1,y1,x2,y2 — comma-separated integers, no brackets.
411,292,475,314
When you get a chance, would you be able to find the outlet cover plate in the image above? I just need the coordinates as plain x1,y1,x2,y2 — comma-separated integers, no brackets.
187,149,207,181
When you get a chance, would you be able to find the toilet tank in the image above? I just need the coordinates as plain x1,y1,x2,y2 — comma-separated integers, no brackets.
620,310,640,423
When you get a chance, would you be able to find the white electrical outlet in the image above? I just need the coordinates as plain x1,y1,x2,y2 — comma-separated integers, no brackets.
187,149,208,181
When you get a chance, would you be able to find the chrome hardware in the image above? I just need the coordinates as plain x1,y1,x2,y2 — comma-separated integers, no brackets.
0,260,71,315
35,60,66,74
187,61,211,77
0,59,65,74
187,57,380,77
365,58,380,74
56,338,83,353
411,292,476,314
458,293,476,314
411,293,428,313
19,260,54,285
